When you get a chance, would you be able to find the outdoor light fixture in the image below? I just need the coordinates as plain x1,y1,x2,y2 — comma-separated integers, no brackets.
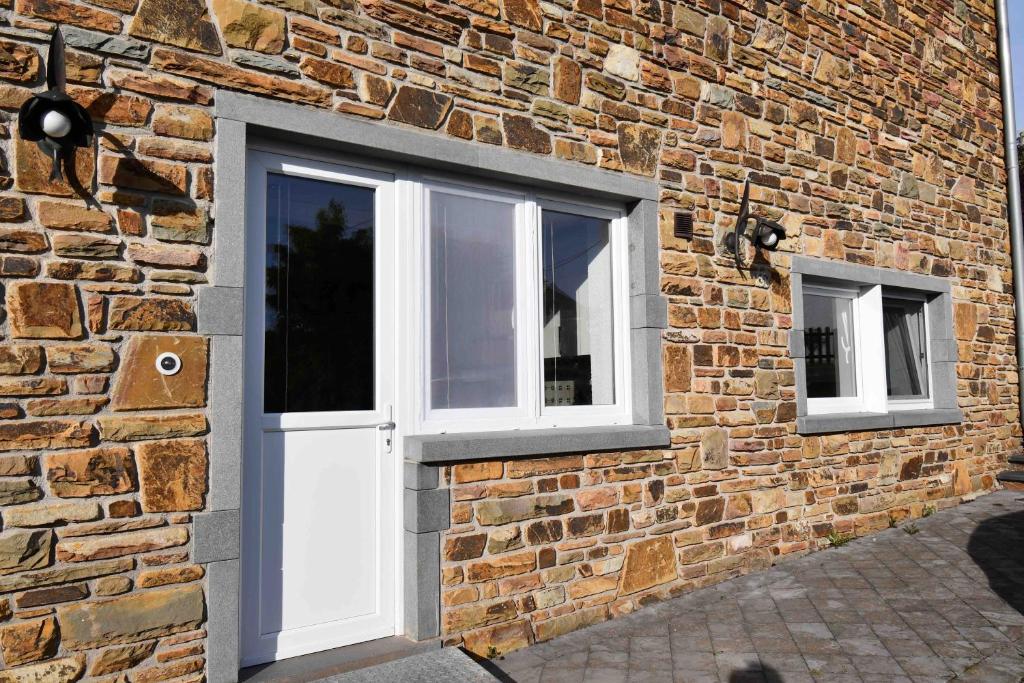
17,27,93,183
724,179,786,270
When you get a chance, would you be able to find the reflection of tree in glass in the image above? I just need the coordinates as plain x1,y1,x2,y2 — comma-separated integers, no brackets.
264,198,374,413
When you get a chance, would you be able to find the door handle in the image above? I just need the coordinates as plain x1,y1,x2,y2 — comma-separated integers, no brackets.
377,420,395,453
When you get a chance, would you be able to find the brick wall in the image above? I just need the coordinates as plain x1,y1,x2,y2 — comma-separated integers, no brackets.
0,0,1017,678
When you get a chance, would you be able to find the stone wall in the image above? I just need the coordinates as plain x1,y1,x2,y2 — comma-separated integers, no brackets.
0,0,1017,678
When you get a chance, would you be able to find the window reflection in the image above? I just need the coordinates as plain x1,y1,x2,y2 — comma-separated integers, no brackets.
803,292,857,399
883,298,928,399
264,173,375,414
542,210,614,407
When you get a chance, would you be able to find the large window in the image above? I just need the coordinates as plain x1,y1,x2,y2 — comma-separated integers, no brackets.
801,280,934,415
419,182,630,432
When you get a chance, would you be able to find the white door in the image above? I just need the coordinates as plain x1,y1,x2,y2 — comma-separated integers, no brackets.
241,151,398,666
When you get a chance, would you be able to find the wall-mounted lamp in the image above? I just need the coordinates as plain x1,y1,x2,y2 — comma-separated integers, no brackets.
17,27,93,183
724,179,786,270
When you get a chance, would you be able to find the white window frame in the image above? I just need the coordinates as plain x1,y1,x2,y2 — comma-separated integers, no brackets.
409,175,632,434
417,179,532,429
804,282,871,415
804,280,933,416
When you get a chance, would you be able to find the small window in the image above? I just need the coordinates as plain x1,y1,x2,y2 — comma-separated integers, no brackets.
801,280,933,416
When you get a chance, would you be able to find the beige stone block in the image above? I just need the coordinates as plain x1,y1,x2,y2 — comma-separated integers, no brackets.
36,201,114,232
0,346,43,375
110,336,207,410
45,447,137,498
212,0,285,53
453,461,503,483
0,558,131,594
476,495,574,526
442,599,517,634
13,137,96,197
534,605,607,641
0,656,85,683
56,527,188,563
0,479,42,506
4,500,101,527
0,530,52,576
5,282,83,340
618,536,676,595
89,641,156,676
136,438,207,512
58,584,204,649
507,456,582,479
461,619,532,657
136,565,204,588
0,616,58,666
466,550,536,582
97,413,208,442
46,343,116,374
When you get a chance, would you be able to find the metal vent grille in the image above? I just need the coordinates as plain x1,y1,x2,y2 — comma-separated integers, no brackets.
674,212,693,239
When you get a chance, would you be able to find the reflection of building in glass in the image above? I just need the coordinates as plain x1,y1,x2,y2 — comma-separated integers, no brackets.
804,326,837,398
543,283,587,405
541,211,614,407
802,292,857,399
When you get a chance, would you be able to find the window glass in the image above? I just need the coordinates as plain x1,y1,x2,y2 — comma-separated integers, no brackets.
803,292,857,399
883,298,928,398
264,173,375,413
541,210,614,407
429,191,517,410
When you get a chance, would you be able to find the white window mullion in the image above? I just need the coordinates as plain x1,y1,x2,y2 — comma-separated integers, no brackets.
613,214,632,422
519,196,541,427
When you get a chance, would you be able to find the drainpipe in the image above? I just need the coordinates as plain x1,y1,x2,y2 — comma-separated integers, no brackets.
994,0,1024,433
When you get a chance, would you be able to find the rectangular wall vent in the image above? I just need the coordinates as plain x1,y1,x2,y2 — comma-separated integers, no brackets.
674,212,693,239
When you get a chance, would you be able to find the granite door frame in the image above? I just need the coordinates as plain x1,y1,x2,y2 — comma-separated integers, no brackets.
197,90,663,683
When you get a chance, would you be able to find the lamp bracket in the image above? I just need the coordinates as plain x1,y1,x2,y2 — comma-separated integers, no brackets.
16,26,93,183
724,179,785,270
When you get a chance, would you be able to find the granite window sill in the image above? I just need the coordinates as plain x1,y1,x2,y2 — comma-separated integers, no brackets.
404,425,670,463
797,408,963,435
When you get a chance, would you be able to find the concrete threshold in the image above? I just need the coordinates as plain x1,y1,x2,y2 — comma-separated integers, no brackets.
239,636,441,683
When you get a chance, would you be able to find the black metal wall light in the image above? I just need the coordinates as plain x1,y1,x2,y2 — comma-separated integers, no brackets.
724,179,786,270
17,27,93,183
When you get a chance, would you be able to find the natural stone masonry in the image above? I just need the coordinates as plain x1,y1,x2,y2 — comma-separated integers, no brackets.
0,0,1017,679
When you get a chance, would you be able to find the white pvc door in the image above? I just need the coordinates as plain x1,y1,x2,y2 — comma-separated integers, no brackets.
241,152,397,666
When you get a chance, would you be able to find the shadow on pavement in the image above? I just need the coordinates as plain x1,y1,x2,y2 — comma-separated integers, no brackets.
966,506,1024,616
728,663,784,682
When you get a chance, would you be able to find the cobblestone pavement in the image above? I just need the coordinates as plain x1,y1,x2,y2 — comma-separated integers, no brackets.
489,490,1024,683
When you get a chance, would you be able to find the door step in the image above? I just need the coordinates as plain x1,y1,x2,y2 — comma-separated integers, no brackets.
996,469,1024,491
240,637,441,683
323,647,500,682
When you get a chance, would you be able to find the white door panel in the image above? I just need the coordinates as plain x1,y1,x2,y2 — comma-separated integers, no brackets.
259,429,381,633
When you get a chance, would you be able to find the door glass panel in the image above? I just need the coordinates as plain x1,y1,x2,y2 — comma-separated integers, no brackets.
541,210,614,406
264,173,375,413
803,292,857,399
883,297,928,399
429,190,517,410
